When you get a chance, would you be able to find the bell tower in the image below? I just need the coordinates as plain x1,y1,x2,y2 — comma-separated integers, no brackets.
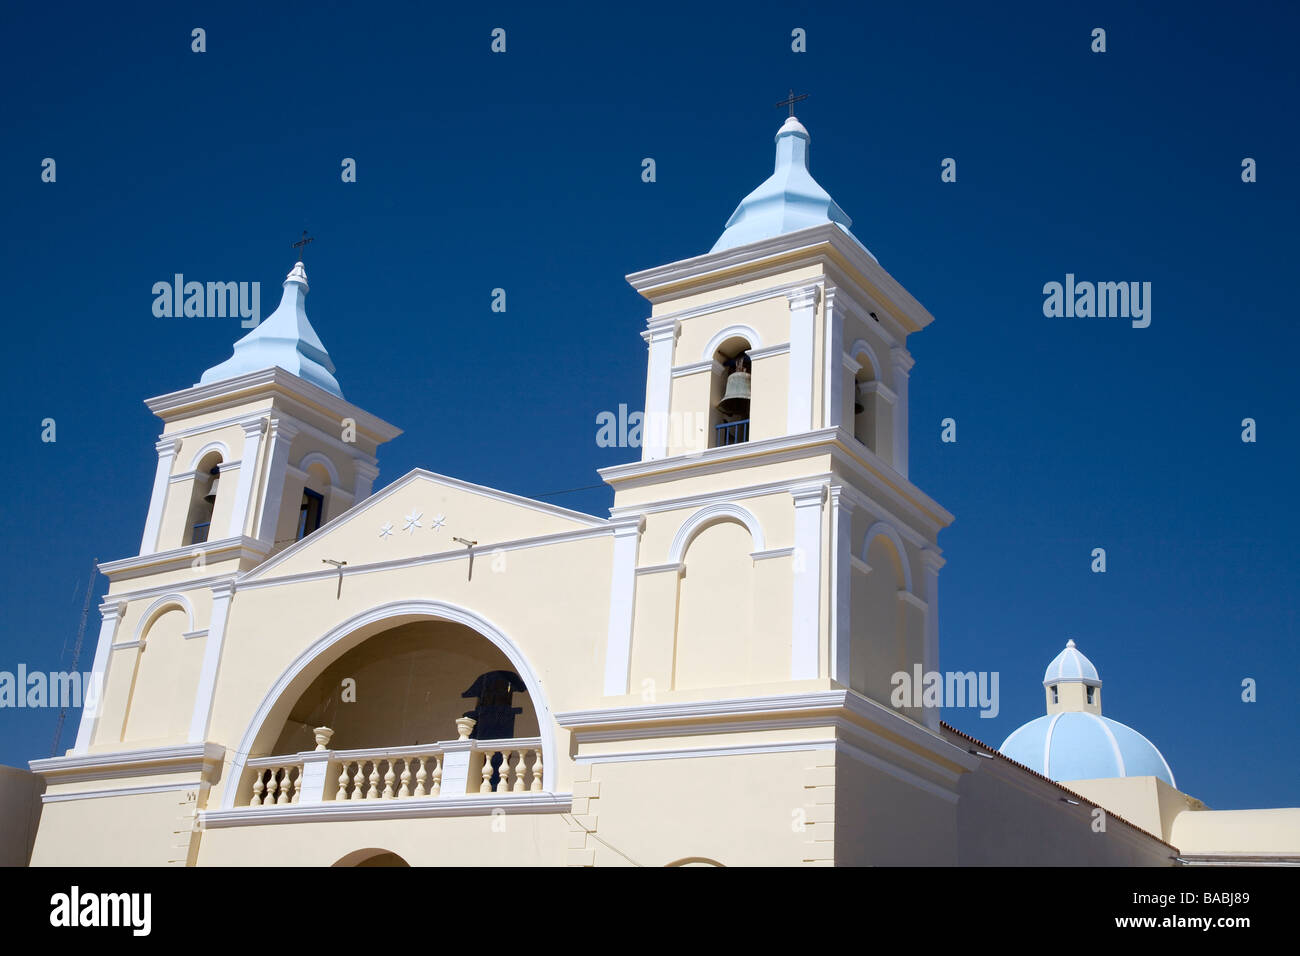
599,113,953,729
73,255,400,756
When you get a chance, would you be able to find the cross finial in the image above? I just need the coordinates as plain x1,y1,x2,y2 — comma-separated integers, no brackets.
291,230,314,262
775,88,808,117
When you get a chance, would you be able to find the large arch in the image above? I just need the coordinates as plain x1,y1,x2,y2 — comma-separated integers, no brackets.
188,440,232,472
667,502,766,564
221,599,556,810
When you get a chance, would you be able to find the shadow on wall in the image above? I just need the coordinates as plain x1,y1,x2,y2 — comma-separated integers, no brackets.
0,765,45,866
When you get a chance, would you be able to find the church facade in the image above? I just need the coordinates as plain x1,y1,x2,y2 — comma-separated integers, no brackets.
26,116,1298,866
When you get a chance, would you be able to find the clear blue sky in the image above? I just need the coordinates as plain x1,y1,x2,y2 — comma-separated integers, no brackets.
2,2,1296,811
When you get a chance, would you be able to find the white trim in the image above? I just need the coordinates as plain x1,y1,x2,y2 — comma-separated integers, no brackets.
897,590,928,611
750,547,794,561
846,338,883,381
850,555,871,574
42,781,202,804
829,484,852,686
1089,713,1127,776
188,582,235,742
635,562,685,576
296,450,341,486
790,483,825,679
188,440,231,470
671,359,724,379
227,419,267,538
220,600,557,811
701,324,763,361
635,275,825,326
73,600,127,753
747,342,790,361
786,285,819,433
182,629,208,640
203,792,573,828
641,320,678,461
667,502,766,564
111,640,142,650
861,521,914,593
132,592,197,643
603,516,645,696
140,438,182,556
577,740,834,764
31,742,224,780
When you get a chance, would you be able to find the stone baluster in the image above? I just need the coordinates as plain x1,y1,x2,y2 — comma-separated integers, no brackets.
367,760,382,800
531,749,543,791
383,760,397,799
353,761,368,799
337,762,351,801
480,752,494,793
291,766,302,803
513,751,527,792
276,768,292,805
431,755,443,796
401,759,414,798
251,771,266,806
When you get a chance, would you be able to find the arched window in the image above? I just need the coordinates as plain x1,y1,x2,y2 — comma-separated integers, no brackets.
185,452,223,545
296,462,331,540
1086,685,1096,705
1051,685,1059,704
710,337,752,448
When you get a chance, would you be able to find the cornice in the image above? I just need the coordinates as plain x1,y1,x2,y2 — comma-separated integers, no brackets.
31,742,225,782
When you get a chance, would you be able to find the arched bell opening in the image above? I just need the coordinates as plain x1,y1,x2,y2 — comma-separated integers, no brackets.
184,451,224,545
709,336,753,448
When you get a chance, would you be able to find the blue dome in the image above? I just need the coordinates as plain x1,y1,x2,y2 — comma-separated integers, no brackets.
1043,639,1100,685
711,116,874,260
999,712,1175,787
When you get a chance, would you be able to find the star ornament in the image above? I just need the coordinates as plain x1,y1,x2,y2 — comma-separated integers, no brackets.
432,513,446,531
378,522,394,539
402,511,423,535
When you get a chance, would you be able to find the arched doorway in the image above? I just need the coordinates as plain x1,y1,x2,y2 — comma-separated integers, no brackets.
333,848,410,867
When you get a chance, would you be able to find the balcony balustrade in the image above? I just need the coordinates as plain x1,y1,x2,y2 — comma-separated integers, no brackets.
244,719,544,808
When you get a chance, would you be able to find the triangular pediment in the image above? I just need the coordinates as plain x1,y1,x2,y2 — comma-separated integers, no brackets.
240,468,607,582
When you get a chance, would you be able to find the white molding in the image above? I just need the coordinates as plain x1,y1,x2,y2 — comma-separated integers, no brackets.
577,740,835,764
641,320,679,461
145,366,402,445
635,562,685,576
603,516,645,696
110,640,142,650
846,338,883,381
187,440,232,470
140,438,182,556
786,284,820,433
750,547,794,561
42,780,202,804
188,582,235,742
898,589,928,611
834,738,959,804
671,359,724,378
132,592,197,643
828,484,852,687
851,555,872,574
31,742,225,781
667,502,766,564
220,600,557,811
182,629,209,640
100,536,271,583
701,324,764,361
296,450,342,486
202,792,573,828
635,275,823,326
790,482,825,679
747,342,790,361
73,600,127,753
862,521,914,593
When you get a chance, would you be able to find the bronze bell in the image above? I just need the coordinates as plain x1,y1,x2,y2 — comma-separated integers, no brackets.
717,363,752,417
203,468,220,503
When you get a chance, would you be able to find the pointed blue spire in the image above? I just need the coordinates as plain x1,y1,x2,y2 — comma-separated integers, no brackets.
199,261,343,397
711,116,862,254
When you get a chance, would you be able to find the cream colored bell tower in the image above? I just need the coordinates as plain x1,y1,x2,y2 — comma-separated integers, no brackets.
74,259,400,757
599,115,952,728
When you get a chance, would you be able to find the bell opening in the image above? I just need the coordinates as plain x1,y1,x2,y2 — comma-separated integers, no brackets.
715,353,752,419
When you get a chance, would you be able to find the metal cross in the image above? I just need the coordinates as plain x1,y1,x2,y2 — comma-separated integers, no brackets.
292,230,314,261
775,89,808,117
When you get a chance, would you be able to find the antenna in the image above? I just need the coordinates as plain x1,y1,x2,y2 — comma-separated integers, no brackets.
51,557,98,757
